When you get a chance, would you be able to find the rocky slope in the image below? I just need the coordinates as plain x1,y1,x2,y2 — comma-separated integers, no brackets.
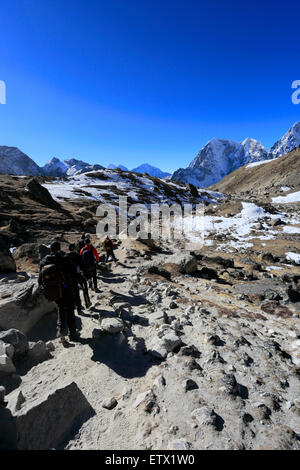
0,164,299,450
210,147,300,194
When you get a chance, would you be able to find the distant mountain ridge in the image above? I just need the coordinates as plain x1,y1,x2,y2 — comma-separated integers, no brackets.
171,122,300,188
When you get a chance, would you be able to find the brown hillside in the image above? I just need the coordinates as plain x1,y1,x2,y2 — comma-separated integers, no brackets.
210,147,300,193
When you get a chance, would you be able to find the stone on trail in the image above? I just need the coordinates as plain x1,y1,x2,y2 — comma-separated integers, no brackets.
191,406,218,427
100,318,124,334
102,397,118,410
8,381,94,450
168,253,198,275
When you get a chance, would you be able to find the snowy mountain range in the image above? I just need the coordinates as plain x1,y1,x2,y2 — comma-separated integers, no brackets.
43,157,104,176
172,122,300,188
0,122,299,185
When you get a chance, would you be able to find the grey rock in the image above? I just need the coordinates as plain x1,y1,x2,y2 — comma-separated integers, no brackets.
0,385,6,403
191,406,218,427
0,329,29,358
168,253,198,274
8,381,94,450
0,354,16,374
102,397,118,410
100,318,124,334
0,340,14,359
0,235,16,273
182,378,198,392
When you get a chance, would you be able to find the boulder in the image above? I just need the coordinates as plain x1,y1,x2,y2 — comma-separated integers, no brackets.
0,341,14,359
100,318,124,334
0,354,16,374
191,406,218,427
0,329,28,359
0,280,55,334
0,235,16,273
102,397,118,410
13,243,50,263
168,253,198,275
8,381,94,450
26,178,60,210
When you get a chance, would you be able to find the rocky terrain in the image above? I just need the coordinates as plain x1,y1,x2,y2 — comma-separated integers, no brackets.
0,152,299,451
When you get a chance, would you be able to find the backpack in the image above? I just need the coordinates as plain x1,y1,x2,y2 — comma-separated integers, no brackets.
82,247,95,272
76,239,85,253
40,264,65,301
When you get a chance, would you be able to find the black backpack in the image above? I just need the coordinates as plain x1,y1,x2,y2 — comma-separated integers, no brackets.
40,264,65,301
82,247,95,272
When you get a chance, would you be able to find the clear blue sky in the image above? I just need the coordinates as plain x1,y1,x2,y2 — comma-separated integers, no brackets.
0,0,299,172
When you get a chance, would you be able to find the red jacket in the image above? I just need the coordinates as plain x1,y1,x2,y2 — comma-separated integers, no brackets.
80,244,99,262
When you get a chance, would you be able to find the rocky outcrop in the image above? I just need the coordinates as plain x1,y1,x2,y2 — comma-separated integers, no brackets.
0,236,16,273
26,179,60,210
0,279,55,333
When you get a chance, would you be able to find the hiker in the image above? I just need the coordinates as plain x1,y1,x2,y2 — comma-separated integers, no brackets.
80,237,99,291
102,235,117,262
39,241,79,342
66,243,91,311
76,232,89,254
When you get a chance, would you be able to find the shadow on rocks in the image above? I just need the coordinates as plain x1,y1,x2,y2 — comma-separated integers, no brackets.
89,332,160,379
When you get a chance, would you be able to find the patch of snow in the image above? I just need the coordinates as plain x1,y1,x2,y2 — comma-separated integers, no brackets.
245,159,274,169
286,252,300,264
266,266,284,271
272,191,300,204
283,226,300,234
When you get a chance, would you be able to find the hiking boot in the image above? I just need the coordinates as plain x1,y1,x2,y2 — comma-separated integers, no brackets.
69,331,80,342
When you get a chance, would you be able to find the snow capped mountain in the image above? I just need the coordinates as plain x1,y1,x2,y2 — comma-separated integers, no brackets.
270,122,300,158
0,146,43,176
42,158,104,177
131,163,171,178
107,164,129,171
43,157,68,176
63,158,104,176
172,136,272,188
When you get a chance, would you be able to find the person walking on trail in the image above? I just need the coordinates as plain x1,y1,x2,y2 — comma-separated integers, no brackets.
76,232,89,254
66,243,91,312
102,235,117,262
39,241,79,343
80,238,99,291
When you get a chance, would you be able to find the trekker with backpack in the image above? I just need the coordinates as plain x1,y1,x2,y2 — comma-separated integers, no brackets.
102,235,117,262
80,238,99,291
39,241,79,342
66,243,91,311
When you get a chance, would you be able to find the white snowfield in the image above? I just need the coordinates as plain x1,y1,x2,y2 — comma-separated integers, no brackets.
175,202,287,252
285,252,300,264
272,191,300,204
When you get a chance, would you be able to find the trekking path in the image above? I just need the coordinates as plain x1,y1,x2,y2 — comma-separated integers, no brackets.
5,241,300,450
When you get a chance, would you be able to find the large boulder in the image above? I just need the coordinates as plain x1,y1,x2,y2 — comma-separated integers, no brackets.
26,178,60,210
168,252,198,274
13,243,50,263
0,235,16,273
7,381,94,450
0,280,55,334
0,329,29,358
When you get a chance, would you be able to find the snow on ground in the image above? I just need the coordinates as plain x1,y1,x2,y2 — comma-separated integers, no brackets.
173,202,283,250
266,266,284,271
281,186,291,192
286,252,300,264
42,170,225,207
272,191,300,204
283,226,300,234
245,159,274,169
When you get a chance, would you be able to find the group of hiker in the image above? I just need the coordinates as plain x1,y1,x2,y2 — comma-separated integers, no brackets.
38,234,117,343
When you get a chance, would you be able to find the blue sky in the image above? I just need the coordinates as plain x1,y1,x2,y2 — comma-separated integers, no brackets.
0,0,299,173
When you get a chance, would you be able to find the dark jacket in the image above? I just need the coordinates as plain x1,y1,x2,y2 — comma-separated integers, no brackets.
66,251,86,276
